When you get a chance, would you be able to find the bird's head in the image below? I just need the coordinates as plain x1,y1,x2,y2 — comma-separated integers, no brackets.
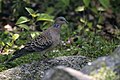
53,17,68,28
55,17,68,25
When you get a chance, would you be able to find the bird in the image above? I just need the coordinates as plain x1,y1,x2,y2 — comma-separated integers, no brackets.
5,17,68,63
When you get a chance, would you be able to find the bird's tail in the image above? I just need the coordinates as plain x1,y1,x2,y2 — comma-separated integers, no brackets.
5,48,29,63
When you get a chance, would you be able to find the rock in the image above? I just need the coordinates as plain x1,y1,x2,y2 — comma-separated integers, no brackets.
42,66,96,80
81,46,120,79
0,56,89,80
1,46,120,80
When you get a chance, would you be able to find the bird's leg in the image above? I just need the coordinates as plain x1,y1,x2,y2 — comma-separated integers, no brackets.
59,40,63,51
40,52,50,61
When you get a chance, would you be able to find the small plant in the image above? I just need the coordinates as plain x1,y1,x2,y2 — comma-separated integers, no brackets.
91,67,119,80
16,7,54,31
0,7,54,54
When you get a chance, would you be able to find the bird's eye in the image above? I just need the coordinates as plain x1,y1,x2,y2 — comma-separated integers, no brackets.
60,19,64,21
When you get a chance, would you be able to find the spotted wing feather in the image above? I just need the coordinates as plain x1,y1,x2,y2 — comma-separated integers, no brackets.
25,32,53,52
5,31,53,63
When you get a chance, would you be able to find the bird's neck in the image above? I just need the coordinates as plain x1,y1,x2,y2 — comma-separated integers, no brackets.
51,23,61,34
53,23,61,28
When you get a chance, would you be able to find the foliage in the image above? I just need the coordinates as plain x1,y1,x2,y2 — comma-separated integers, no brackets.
91,67,119,80
0,7,54,54
111,0,120,13
16,7,54,30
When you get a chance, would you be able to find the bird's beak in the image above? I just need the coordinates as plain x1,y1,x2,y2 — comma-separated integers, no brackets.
65,20,69,24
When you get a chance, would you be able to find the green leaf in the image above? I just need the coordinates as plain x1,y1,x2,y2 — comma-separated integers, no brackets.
16,16,29,25
99,0,110,9
61,0,70,6
97,24,102,29
87,22,92,28
91,7,98,14
25,7,37,17
18,24,30,30
83,0,90,7
12,34,19,41
30,32,40,39
98,16,103,23
37,13,54,22
75,6,85,12
46,7,54,14
80,18,86,23
6,42,12,47
0,41,5,46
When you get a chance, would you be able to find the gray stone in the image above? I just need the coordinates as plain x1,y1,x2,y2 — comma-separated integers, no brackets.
0,56,89,80
1,45,120,80
42,66,95,80
81,46,120,77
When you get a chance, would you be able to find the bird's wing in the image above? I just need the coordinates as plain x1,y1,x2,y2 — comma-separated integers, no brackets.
24,31,53,52
4,31,53,63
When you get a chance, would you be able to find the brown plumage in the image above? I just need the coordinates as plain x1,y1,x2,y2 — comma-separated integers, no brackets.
5,17,68,63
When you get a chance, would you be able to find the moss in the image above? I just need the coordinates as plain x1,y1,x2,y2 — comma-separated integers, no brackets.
90,67,119,80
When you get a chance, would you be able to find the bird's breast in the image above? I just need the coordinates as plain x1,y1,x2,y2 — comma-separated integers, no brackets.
51,32,60,46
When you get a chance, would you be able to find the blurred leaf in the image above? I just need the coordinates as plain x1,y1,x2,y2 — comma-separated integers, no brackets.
16,16,30,25
0,41,5,46
37,13,54,22
0,0,2,12
25,7,35,14
18,24,30,30
91,7,98,14
83,0,90,7
80,18,86,23
78,25,83,31
98,16,103,24
30,32,40,39
97,25,102,29
25,7,37,17
41,22,52,30
87,22,92,28
97,7,105,11
75,6,85,12
99,0,110,9
46,7,54,14
55,0,69,9
85,28,90,32
6,42,12,47
61,0,70,6
12,34,19,41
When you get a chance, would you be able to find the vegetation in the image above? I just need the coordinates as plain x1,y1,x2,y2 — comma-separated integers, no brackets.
0,0,120,73
91,67,119,80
